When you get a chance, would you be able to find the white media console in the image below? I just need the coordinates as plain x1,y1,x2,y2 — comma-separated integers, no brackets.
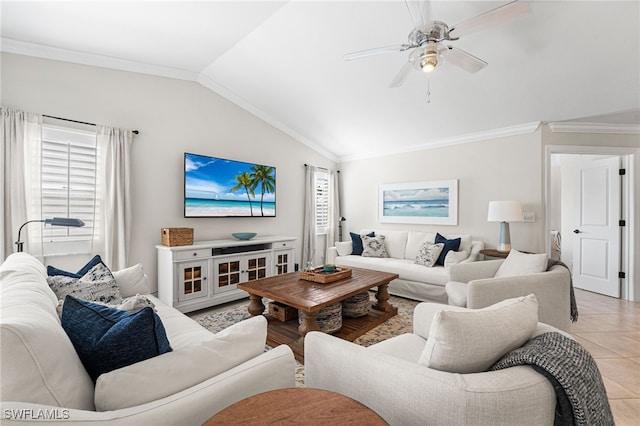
156,236,296,313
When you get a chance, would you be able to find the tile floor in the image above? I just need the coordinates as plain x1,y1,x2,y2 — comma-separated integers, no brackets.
571,288,640,425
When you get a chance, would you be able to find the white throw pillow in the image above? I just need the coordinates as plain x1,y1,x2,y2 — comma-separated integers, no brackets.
335,241,353,257
494,249,548,278
444,250,469,267
112,263,151,297
414,242,444,267
361,235,388,258
419,294,539,373
94,315,268,411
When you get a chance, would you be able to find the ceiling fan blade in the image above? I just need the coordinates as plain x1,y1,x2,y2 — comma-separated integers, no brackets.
405,0,429,27
443,46,488,73
389,61,414,88
449,0,531,39
344,45,408,61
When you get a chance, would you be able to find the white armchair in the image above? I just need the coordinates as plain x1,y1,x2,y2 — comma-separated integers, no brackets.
305,299,565,426
445,259,572,332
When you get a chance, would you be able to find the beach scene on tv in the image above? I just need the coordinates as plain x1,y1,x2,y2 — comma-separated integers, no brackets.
383,187,449,217
185,153,276,217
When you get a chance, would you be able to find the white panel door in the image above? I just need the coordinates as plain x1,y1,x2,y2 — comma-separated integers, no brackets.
572,157,620,297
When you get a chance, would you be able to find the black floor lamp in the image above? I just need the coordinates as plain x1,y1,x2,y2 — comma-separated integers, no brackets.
15,217,85,252
338,216,346,242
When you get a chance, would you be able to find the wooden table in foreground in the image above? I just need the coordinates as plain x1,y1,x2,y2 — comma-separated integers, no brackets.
202,388,388,425
238,267,399,362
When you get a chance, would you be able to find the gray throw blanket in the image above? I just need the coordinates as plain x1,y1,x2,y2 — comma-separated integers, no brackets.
491,332,613,426
547,259,579,322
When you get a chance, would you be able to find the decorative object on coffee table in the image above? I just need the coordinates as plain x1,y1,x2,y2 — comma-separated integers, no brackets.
298,302,342,334
231,232,257,240
300,266,352,283
342,291,370,318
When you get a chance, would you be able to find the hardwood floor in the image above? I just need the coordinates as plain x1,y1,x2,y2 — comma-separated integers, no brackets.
571,289,640,425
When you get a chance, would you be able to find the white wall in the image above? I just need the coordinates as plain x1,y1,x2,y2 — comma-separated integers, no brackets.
338,130,545,253
1,53,335,292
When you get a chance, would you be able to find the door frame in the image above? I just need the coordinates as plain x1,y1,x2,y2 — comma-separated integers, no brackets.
544,145,638,301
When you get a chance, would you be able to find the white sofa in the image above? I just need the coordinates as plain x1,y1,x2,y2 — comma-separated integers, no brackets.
305,298,568,425
0,253,295,425
327,229,484,303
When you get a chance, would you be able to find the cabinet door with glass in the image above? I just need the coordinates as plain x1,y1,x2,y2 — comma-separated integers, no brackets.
273,248,295,275
243,252,272,282
213,257,242,293
177,260,208,302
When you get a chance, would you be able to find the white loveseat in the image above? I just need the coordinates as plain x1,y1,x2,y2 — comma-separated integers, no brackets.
0,253,295,425
327,229,484,303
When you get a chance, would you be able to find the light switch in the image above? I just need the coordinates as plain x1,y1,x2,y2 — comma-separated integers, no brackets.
523,212,535,223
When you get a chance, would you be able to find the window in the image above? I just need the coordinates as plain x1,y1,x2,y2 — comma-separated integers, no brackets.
38,125,98,254
315,169,329,232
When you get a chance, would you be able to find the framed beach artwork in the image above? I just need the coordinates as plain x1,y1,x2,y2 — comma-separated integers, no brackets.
379,180,458,225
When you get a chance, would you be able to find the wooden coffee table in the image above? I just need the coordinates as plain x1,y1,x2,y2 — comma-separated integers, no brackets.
238,267,399,362
202,388,388,425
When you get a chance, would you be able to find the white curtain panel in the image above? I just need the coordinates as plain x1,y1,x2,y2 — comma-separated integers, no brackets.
95,125,132,270
327,170,341,251
302,165,317,269
0,107,42,260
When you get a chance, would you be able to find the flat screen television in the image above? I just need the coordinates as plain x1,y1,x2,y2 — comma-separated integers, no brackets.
184,152,276,217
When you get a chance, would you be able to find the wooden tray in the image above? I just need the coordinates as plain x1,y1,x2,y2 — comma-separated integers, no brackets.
300,267,352,283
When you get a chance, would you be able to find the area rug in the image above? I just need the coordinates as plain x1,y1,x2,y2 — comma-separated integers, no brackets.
190,294,419,387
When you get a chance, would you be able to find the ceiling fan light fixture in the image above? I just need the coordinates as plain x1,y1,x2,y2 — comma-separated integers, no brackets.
420,55,437,72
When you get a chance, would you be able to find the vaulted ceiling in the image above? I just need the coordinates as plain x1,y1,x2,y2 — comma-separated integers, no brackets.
2,1,639,161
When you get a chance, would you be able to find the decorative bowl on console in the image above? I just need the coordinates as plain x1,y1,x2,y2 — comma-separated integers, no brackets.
232,232,257,240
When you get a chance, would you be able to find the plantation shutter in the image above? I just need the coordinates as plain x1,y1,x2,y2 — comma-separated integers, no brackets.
315,170,329,232
40,125,97,254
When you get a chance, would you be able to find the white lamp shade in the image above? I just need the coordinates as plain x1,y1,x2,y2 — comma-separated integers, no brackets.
487,201,523,222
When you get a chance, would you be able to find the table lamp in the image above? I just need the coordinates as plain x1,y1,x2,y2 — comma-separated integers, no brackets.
15,217,85,252
487,201,522,252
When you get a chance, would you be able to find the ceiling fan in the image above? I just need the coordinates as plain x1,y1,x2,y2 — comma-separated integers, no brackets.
344,0,531,90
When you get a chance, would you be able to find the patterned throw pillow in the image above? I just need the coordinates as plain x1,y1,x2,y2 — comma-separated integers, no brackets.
47,262,123,305
415,242,445,267
361,235,388,258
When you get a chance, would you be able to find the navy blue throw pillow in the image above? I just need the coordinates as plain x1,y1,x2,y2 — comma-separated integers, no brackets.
434,233,461,266
47,254,104,278
350,231,375,256
61,295,172,382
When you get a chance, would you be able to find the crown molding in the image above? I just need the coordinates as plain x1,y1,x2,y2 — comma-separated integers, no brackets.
547,121,640,134
196,73,337,162
338,122,541,163
0,38,198,81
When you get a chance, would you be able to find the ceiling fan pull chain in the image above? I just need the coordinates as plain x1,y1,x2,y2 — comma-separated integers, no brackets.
426,77,431,103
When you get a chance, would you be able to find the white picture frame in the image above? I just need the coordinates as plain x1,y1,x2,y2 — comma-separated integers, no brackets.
379,180,458,225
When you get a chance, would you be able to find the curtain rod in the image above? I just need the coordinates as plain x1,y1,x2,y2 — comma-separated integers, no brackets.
304,163,339,173
43,114,139,134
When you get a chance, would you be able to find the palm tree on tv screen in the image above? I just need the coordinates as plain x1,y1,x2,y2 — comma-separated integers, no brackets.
230,171,256,216
251,165,275,216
